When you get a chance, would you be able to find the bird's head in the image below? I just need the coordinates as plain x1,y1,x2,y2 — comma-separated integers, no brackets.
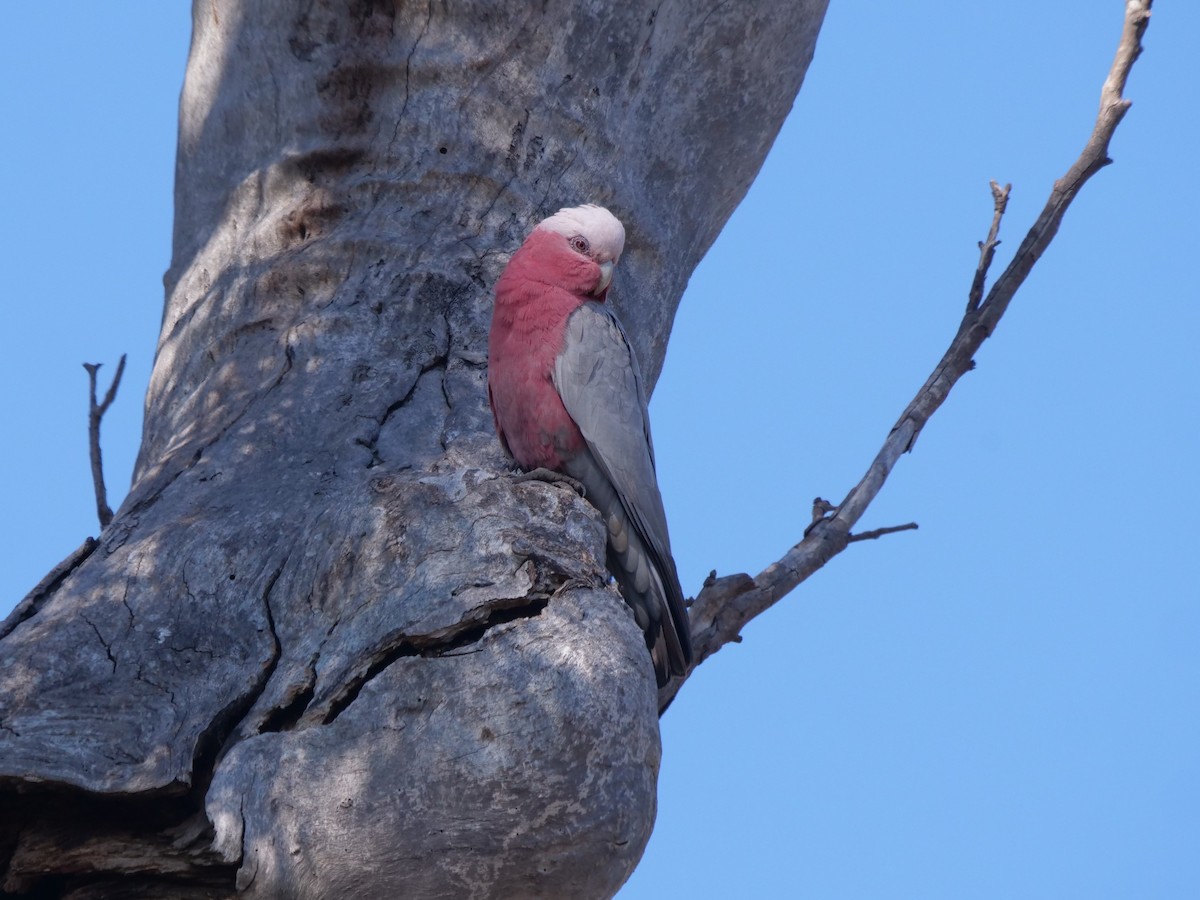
537,204,625,299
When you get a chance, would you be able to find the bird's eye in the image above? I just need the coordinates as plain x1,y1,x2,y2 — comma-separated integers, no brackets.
570,236,590,254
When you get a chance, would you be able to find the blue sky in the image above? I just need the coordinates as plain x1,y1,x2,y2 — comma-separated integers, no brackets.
2,3,1196,898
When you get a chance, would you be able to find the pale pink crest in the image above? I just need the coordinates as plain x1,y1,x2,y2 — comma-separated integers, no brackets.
536,204,626,263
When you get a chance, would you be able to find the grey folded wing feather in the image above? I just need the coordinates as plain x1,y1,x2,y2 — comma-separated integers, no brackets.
552,302,692,683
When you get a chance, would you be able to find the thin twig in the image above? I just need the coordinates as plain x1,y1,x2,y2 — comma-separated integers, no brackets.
967,181,1011,313
665,1,1154,713
806,499,917,541
83,354,127,529
847,523,919,544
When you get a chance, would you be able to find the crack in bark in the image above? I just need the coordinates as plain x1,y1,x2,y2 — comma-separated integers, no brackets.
256,679,316,735
318,595,550,726
119,562,140,626
187,558,289,799
536,148,579,212
699,0,734,31
81,615,118,675
355,354,449,467
393,0,434,131
134,664,177,706
476,109,533,226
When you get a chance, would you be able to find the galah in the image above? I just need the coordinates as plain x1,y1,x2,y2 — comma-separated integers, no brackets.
487,204,693,686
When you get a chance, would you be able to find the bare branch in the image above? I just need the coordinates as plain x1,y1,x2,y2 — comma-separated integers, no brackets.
967,181,1011,313
83,354,127,529
669,0,1154,712
847,523,919,544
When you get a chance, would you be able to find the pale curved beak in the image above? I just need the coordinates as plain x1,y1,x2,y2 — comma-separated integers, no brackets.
595,260,614,296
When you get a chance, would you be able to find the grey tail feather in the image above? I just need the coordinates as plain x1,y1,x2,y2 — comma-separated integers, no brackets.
610,540,690,686
564,458,692,686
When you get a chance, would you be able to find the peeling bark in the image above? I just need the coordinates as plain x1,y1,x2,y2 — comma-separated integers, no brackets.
1,1,828,896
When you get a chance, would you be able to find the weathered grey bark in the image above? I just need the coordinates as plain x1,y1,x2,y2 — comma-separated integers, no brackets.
1,2,827,897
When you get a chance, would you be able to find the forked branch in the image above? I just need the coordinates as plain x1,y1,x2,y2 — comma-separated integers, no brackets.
83,354,127,529
667,0,1153,712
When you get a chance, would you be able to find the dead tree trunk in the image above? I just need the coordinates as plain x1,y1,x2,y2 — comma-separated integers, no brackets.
0,2,827,897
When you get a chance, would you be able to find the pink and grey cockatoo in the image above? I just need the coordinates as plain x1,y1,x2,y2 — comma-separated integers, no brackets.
487,204,693,686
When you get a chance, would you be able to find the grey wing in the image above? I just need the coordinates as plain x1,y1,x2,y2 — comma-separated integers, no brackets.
552,302,692,683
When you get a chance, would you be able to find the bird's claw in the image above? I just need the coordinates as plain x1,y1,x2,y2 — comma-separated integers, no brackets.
512,467,587,498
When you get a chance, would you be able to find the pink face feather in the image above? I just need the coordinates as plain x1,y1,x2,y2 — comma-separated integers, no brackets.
487,205,624,470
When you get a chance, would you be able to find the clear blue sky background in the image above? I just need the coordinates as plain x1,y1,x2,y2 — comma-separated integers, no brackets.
2,3,1196,898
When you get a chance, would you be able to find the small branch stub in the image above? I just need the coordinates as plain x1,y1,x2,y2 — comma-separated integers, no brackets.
810,496,835,525
83,354,127,529
847,522,919,544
